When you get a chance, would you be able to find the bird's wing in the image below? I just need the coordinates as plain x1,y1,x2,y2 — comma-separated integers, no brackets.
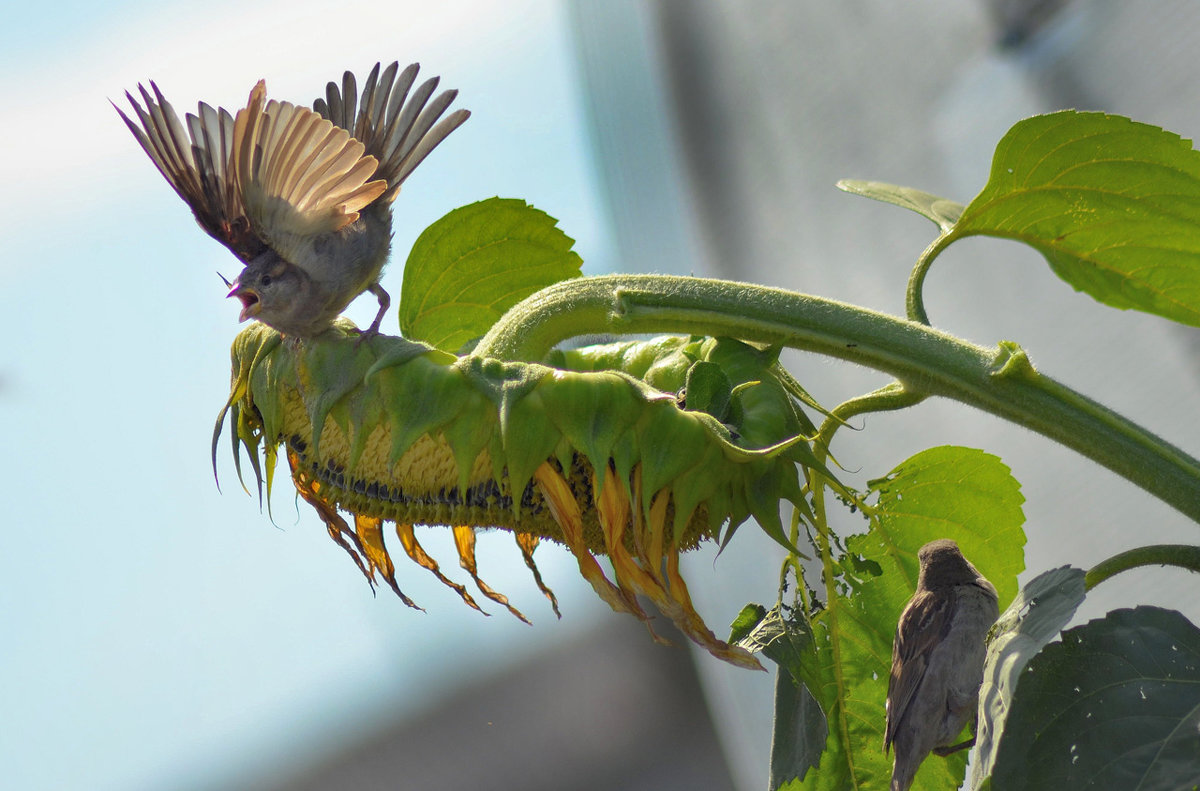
233,81,387,269
314,62,470,203
884,588,957,752
115,83,263,261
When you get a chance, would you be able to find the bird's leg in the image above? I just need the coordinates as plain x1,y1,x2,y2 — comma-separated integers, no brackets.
932,736,976,756
356,282,391,343
932,694,981,756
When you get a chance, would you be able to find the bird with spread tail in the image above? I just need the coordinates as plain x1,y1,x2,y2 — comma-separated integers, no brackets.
884,539,999,791
115,62,469,339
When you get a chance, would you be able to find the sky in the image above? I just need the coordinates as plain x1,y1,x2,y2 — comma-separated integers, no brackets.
0,2,625,789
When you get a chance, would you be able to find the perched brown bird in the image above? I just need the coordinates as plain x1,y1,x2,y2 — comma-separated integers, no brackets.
884,539,999,791
116,62,470,339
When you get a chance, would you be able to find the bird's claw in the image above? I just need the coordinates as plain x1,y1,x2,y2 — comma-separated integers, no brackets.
353,326,381,348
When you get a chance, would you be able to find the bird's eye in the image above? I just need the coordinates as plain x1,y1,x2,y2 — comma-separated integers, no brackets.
260,274,273,287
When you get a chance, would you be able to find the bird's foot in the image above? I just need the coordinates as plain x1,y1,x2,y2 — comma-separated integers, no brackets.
354,282,391,347
353,326,382,347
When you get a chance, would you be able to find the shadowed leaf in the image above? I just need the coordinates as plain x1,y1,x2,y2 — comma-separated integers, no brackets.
730,604,826,789
992,606,1200,791
970,566,1087,789
770,669,829,791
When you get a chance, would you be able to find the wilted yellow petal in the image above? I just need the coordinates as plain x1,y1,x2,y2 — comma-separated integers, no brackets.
353,515,420,609
291,459,373,586
355,515,393,581
452,526,530,624
395,523,485,614
535,462,647,620
666,546,762,670
594,466,670,645
515,533,561,618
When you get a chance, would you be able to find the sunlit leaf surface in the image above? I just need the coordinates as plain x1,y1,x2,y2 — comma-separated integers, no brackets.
955,111,1200,327
399,198,583,350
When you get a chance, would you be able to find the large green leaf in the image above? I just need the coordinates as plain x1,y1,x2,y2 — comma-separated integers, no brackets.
992,606,1200,791
783,446,1026,791
399,198,583,351
954,111,1200,327
970,566,1087,789
864,446,1026,602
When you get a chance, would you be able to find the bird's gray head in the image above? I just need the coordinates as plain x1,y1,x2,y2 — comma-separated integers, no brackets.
916,539,983,590
227,251,313,334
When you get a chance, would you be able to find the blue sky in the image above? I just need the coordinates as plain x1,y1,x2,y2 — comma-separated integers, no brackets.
0,2,625,789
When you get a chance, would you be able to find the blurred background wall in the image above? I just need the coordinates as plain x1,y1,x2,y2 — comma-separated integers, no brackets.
576,2,1200,787
3,1,1199,790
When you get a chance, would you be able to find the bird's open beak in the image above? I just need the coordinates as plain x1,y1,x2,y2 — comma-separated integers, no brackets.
227,281,261,323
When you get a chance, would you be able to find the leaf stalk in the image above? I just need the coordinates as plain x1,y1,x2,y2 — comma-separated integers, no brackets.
1085,544,1200,590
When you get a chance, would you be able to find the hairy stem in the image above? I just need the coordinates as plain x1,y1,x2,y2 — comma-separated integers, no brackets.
815,381,928,456
1085,544,1200,590
475,274,1200,526
905,231,956,325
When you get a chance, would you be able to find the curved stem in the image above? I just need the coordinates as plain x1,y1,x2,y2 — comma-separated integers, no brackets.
778,508,808,611
815,381,928,455
1085,544,1200,591
475,274,1200,526
906,232,956,325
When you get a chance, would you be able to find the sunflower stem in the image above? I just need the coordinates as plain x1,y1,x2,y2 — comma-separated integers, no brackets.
475,274,1200,527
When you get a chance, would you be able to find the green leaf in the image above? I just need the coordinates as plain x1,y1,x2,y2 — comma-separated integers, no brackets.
729,604,826,788
866,445,1027,606
992,606,1200,791
787,446,1026,791
954,111,1200,327
770,669,829,791
729,603,768,643
971,566,1087,789
399,198,583,350
837,179,965,233
730,603,813,682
